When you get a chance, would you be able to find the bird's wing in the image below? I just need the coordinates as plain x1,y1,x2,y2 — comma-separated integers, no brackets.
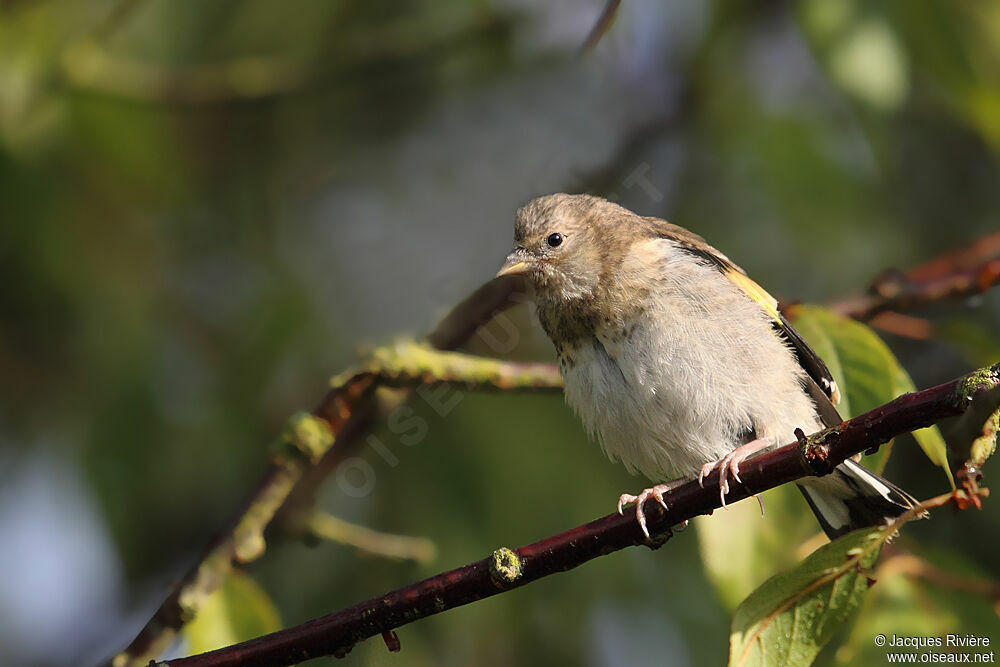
646,219,843,426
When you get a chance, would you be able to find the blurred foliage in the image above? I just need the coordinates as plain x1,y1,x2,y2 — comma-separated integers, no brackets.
181,569,282,656
834,546,1000,666
1,0,999,666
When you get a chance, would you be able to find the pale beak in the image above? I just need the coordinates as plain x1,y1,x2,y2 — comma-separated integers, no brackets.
496,250,532,278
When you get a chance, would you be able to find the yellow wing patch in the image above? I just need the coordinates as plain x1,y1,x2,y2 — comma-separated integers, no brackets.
722,266,842,407
723,267,782,324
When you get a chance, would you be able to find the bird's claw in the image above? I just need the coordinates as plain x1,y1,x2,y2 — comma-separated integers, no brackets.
617,484,671,539
699,450,750,508
697,437,772,508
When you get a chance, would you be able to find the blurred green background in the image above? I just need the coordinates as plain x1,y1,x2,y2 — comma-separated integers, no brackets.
1,1,999,665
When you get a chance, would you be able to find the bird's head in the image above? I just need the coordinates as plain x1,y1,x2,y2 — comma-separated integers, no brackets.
496,193,630,304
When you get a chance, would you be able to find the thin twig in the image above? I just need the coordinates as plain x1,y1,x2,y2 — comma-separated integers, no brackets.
159,364,999,667
905,230,1000,282
580,0,622,54
877,552,1000,602
866,311,934,340
304,511,436,564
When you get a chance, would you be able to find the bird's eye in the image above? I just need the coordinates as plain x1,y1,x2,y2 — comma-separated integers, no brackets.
546,233,564,248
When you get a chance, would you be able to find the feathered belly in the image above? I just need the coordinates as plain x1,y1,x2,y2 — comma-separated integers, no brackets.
560,335,743,482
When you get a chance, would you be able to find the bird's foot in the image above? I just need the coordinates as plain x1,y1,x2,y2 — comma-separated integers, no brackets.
698,438,771,507
617,482,682,539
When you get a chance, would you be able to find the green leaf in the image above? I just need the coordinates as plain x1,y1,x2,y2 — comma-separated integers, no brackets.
182,570,282,655
729,527,885,667
789,305,953,486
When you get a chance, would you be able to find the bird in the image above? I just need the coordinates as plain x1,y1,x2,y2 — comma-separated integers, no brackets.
495,193,918,540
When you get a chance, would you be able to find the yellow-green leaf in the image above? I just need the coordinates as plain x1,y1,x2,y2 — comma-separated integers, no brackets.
182,570,282,655
729,527,884,667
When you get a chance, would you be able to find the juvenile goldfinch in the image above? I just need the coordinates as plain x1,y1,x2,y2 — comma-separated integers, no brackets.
497,193,917,539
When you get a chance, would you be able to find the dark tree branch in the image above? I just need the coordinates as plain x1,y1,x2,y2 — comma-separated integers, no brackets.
160,364,999,667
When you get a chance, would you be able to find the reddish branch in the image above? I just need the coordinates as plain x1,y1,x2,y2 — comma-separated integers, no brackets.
832,230,1000,322
161,364,999,667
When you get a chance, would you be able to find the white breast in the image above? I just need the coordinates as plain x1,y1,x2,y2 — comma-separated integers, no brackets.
557,239,822,483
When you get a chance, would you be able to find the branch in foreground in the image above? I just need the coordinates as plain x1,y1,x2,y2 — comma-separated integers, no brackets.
159,363,1000,667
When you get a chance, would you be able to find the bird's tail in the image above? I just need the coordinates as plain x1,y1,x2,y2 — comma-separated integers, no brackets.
796,459,923,540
